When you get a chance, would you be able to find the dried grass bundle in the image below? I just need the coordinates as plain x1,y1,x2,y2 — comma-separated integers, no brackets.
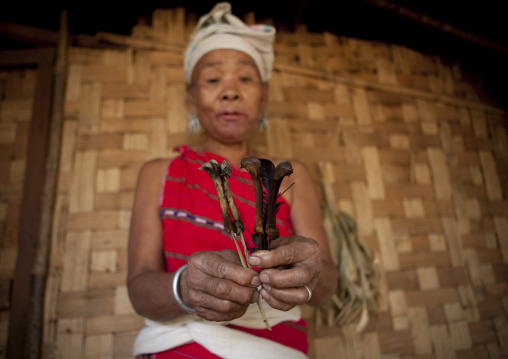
316,206,381,333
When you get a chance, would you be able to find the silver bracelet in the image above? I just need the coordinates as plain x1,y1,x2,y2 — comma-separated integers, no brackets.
172,264,195,313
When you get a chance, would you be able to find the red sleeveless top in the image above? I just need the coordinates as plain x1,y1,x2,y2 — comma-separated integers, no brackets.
155,146,307,358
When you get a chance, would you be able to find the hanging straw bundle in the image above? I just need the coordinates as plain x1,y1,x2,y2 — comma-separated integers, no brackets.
316,187,381,333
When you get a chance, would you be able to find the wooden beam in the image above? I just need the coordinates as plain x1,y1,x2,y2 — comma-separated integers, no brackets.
274,62,507,115
361,0,508,54
32,9,68,357
0,21,59,47
6,59,54,358
5,11,68,357
0,20,116,51
95,31,185,52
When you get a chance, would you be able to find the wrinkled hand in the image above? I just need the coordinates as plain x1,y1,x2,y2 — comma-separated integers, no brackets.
247,235,322,311
185,249,260,322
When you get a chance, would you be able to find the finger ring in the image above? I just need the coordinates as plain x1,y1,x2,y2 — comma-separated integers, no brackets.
303,285,312,303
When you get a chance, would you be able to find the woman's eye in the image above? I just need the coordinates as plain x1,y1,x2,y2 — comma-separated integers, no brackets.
206,78,218,84
240,76,252,82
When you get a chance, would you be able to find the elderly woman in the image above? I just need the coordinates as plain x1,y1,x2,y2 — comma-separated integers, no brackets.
128,3,338,358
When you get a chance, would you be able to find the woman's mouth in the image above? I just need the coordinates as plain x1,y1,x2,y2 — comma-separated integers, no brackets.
216,111,248,121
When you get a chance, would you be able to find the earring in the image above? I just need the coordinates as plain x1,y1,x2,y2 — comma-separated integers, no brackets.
187,112,201,134
258,112,269,132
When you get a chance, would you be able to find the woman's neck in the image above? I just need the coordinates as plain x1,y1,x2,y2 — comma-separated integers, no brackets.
201,139,254,167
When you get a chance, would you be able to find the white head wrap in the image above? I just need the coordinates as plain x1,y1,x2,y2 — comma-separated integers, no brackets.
184,2,276,84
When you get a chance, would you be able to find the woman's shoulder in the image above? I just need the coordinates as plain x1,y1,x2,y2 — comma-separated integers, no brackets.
141,158,172,172
137,158,172,184
138,146,192,172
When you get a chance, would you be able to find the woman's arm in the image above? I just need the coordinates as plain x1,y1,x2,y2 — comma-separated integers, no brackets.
127,159,185,321
248,160,338,309
127,159,260,322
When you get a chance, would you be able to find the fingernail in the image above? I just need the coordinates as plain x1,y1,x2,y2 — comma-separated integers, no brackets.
250,276,261,287
264,284,271,292
248,256,260,266
260,273,270,284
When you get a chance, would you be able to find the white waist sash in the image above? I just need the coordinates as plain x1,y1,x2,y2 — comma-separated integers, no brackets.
132,302,307,359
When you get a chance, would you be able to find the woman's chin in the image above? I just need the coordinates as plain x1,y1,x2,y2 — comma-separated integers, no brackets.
210,128,254,144
219,134,249,145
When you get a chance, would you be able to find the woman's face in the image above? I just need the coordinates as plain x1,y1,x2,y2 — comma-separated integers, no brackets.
188,49,268,144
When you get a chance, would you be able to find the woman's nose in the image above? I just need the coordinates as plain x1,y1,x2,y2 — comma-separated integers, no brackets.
220,80,240,101
221,91,240,101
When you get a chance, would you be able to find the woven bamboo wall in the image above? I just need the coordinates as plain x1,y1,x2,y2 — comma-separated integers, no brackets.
0,68,37,355
31,7,508,359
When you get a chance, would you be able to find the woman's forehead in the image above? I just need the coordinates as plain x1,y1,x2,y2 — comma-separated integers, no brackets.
195,49,257,71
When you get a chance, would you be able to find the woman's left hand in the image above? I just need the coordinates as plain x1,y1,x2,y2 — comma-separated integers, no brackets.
247,235,322,311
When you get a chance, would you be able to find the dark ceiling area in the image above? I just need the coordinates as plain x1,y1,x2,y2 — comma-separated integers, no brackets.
1,0,507,107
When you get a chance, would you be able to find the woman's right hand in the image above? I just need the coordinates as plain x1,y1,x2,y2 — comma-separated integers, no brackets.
183,249,260,322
